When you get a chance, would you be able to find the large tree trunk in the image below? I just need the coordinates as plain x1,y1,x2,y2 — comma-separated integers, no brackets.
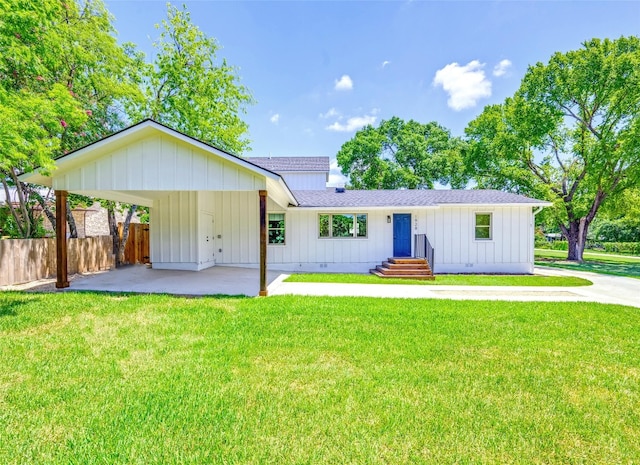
560,189,607,263
107,204,120,267
28,186,56,230
66,199,78,238
118,205,136,265
564,221,587,262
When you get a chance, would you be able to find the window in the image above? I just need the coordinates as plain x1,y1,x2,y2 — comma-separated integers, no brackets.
268,213,285,244
475,213,492,240
319,214,367,238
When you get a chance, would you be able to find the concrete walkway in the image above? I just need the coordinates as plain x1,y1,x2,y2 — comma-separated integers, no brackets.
5,265,638,307
268,266,640,308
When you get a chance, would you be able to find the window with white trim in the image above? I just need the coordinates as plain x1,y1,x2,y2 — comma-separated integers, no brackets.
268,213,285,244
319,214,367,238
475,213,492,240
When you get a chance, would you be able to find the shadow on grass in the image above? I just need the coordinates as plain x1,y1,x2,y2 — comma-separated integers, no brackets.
535,258,640,279
0,293,40,317
52,290,250,300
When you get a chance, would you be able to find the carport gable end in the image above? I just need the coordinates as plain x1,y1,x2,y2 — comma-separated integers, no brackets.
19,119,295,295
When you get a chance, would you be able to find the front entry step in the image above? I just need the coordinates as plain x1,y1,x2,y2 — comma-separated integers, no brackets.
370,257,435,280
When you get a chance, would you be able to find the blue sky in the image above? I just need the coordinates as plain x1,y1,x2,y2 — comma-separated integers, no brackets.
105,1,639,183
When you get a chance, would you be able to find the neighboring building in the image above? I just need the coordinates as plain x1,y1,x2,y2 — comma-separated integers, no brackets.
246,157,329,191
20,119,550,276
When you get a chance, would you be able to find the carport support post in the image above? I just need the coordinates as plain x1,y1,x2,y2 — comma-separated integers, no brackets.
55,190,69,289
259,189,268,296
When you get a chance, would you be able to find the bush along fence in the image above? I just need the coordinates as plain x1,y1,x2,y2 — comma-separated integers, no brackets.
0,236,114,286
537,240,640,255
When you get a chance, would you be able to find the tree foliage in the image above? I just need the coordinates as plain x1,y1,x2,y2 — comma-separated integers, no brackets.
465,37,640,261
0,0,142,237
1,0,253,247
130,4,254,154
337,117,468,190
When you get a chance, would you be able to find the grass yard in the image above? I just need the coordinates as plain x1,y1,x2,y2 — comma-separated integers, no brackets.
1,292,639,464
285,272,592,286
535,248,640,279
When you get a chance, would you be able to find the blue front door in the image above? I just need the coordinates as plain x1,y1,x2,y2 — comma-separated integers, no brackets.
393,214,411,257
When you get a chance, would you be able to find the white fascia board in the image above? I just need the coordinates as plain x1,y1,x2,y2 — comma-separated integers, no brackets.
287,202,550,211
436,202,552,208
76,190,154,207
288,205,439,212
277,177,298,206
266,178,298,209
18,171,52,186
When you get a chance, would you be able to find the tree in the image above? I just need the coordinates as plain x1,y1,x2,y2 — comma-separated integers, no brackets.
465,37,640,261
129,3,254,154
113,3,254,261
598,187,640,224
336,117,468,190
0,0,142,237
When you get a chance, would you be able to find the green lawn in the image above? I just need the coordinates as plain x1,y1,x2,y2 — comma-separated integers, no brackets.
535,248,640,278
285,272,592,286
1,292,639,464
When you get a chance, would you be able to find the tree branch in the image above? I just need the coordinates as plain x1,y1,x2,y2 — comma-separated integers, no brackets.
559,102,602,139
9,170,31,237
1,176,26,237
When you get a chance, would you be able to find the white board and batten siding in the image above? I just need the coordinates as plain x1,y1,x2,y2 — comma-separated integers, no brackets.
279,172,327,191
423,206,534,274
199,191,260,266
150,191,200,270
264,205,535,274
51,133,266,197
267,209,394,273
151,190,267,271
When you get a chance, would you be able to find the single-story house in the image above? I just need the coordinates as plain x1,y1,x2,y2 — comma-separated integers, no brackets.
20,119,550,294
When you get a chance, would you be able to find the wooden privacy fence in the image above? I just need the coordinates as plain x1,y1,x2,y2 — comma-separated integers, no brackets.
0,236,114,286
118,223,150,265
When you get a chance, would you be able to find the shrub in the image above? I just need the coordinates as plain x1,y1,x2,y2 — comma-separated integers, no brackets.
601,242,640,255
590,219,640,242
550,240,569,251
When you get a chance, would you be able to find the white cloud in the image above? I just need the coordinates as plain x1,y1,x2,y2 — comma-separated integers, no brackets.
493,59,512,77
270,113,280,124
326,113,376,132
319,108,339,119
433,60,492,111
381,60,391,68
328,159,348,186
334,74,353,91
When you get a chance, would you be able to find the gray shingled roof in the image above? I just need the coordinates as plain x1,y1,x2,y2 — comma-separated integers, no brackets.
292,188,548,207
247,156,330,172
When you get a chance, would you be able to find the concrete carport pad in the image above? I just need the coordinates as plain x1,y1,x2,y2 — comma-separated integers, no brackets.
66,265,283,297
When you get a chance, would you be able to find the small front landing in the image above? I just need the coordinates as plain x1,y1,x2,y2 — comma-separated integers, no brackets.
370,257,435,280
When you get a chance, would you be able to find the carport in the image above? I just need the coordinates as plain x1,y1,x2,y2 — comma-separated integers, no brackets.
19,119,297,296
67,265,284,297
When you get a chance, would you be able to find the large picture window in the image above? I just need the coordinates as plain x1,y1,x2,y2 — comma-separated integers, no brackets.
475,213,492,240
268,213,285,244
319,214,367,238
